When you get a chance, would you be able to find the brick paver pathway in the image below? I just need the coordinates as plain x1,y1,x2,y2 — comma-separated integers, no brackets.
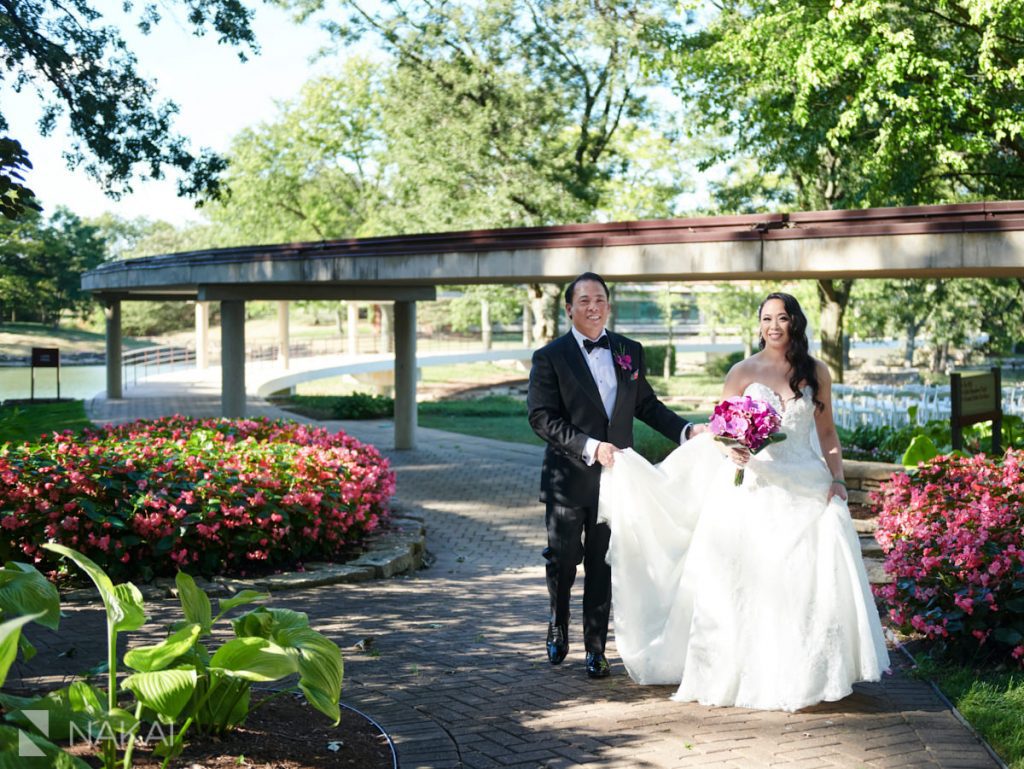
10,380,1005,768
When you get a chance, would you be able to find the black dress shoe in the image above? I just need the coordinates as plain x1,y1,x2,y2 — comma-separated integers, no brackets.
546,623,568,665
585,651,610,678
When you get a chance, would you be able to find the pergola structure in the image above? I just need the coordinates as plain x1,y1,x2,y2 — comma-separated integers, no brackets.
82,201,1024,448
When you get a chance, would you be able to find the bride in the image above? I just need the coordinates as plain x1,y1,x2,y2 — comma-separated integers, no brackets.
599,292,889,712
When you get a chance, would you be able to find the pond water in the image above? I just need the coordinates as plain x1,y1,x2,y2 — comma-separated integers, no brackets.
0,365,107,401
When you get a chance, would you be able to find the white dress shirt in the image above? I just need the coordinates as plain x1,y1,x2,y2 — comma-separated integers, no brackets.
571,327,690,466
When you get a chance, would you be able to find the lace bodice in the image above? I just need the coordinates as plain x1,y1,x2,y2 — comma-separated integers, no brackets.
742,382,830,489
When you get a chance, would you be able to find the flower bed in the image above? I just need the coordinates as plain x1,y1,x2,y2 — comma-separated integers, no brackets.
0,416,396,581
873,450,1024,664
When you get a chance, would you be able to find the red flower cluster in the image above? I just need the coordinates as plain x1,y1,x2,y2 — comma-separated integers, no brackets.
873,450,1024,664
0,416,396,581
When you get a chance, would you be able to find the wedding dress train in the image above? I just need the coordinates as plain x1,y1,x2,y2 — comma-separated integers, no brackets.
599,383,889,712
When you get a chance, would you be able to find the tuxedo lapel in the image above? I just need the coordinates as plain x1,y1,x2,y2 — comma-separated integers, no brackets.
607,332,634,421
560,333,606,415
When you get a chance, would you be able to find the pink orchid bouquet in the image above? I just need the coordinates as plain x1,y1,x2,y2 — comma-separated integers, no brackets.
708,396,786,486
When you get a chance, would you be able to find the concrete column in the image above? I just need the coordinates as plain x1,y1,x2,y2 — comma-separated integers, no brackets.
394,300,417,450
347,303,359,354
195,301,210,370
481,298,492,350
220,300,246,418
522,297,531,346
277,300,290,369
104,300,122,399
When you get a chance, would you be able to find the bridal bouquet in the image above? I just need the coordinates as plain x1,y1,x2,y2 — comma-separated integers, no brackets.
709,396,787,486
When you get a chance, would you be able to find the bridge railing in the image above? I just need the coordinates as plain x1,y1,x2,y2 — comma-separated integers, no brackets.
123,346,197,388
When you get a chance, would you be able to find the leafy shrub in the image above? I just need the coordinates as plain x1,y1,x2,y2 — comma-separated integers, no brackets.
0,559,83,767
704,350,744,379
643,344,676,378
420,395,523,417
274,393,395,420
2,546,342,769
837,413,1024,465
836,424,898,462
873,450,1024,664
0,416,395,581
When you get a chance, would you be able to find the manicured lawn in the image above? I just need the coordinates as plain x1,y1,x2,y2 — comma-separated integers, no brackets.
419,396,707,463
912,657,1024,768
0,400,93,444
419,397,541,446
0,321,153,355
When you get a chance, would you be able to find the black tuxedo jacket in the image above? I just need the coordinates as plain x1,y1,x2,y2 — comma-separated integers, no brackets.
527,331,689,508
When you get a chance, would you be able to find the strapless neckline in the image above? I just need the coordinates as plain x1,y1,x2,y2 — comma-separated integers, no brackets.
744,382,808,414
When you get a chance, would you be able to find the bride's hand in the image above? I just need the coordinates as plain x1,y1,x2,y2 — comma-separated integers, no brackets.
829,480,848,502
728,446,750,466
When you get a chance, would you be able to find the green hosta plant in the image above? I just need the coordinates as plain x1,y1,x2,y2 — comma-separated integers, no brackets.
11,545,344,769
127,572,344,765
0,559,91,769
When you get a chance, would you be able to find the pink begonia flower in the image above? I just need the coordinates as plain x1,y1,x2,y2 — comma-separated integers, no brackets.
873,449,1024,665
1,415,395,582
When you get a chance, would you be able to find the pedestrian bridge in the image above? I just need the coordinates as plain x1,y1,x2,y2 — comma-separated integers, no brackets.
82,201,1024,447
251,348,535,398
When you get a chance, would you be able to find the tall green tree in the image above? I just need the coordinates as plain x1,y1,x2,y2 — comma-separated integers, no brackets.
268,0,685,343
0,207,106,323
649,0,1024,378
448,285,523,349
207,59,387,243
849,279,1024,373
1,0,260,215
0,137,41,220
284,0,682,229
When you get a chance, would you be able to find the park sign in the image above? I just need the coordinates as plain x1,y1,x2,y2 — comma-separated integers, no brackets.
950,367,1001,453
30,346,61,401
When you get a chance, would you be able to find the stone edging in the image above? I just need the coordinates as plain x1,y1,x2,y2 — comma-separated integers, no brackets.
842,458,904,510
58,511,427,603
843,459,904,586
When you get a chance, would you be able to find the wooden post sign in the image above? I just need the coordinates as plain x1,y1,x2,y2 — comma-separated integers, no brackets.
950,367,1001,453
30,347,60,402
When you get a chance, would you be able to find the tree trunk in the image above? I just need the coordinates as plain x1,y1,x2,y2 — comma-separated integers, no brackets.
931,340,949,373
904,323,917,367
480,298,492,350
816,279,854,383
379,303,393,353
335,303,345,337
528,283,561,344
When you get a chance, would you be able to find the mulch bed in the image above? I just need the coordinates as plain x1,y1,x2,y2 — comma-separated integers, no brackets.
61,694,394,769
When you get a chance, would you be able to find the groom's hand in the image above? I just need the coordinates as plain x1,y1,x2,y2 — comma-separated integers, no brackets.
689,424,708,438
596,442,621,467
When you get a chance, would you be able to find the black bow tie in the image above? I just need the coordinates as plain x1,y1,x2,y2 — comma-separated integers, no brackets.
583,336,610,353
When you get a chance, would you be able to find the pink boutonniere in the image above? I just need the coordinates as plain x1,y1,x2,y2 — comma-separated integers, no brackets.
614,345,639,381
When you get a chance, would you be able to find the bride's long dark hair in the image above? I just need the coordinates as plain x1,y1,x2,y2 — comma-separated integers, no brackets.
758,292,823,413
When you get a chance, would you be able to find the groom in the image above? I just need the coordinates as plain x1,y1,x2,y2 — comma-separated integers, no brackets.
528,272,701,678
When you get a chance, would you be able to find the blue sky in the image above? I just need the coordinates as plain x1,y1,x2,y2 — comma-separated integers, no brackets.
6,0,334,226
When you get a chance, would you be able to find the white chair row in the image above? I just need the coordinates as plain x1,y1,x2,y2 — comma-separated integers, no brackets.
830,384,1024,429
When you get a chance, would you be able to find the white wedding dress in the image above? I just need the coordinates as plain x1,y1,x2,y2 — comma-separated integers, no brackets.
599,383,889,712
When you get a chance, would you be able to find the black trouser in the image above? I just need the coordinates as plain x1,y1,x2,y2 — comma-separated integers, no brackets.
543,502,611,654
